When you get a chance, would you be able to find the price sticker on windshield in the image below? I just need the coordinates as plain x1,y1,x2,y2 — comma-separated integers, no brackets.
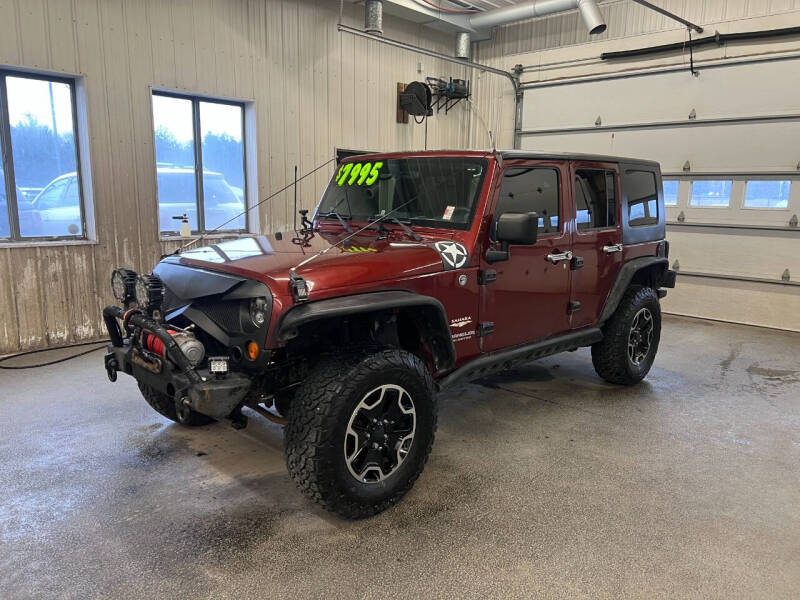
336,161,384,187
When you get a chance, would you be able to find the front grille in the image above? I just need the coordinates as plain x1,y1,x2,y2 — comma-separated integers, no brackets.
162,286,183,312
199,301,242,333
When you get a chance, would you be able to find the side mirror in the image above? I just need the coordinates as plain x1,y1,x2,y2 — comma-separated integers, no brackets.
486,212,539,264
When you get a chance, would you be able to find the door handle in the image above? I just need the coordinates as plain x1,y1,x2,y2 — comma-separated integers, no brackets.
603,243,623,254
546,250,573,264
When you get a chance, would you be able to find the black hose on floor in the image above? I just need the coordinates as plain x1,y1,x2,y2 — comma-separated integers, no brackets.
0,340,109,370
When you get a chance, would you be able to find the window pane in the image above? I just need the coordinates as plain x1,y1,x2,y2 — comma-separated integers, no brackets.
744,180,791,208
153,95,197,232
495,167,560,235
575,169,616,231
663,180,679,206
200,101,246,230
691,180,732,207
0,165,10,238
627,170,659,226
7,76,81,237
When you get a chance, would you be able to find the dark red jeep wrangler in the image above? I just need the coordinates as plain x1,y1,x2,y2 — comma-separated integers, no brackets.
103,150,676,518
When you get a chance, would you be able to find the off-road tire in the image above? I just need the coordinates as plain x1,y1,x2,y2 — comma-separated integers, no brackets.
137,382,214,426
591,285,661,385
285,349,436,519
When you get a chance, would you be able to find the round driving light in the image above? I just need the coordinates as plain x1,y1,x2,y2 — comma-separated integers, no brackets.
134,275,151,309
111,268,136,302
246,341,259,361
134,274,165,311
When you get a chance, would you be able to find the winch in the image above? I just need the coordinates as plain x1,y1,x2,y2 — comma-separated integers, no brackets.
144,329,205,367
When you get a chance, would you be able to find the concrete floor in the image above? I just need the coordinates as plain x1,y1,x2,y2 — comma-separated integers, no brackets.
1,315,799,599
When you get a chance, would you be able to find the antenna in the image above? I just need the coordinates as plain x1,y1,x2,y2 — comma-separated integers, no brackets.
465,97,495,152
293,165,298,230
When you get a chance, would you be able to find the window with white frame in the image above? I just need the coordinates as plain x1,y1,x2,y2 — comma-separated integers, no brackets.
690,180,732,207
663,180,679,206
0,71,86,240
744,180,791,209
152,92,247,234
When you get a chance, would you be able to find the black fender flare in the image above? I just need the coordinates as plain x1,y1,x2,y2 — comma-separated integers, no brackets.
275,290,456,370
598,257,669,326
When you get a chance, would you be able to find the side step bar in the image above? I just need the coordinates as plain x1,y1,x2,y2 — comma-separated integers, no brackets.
439,327,602,389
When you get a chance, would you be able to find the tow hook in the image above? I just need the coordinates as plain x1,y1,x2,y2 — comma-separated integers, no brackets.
105,353,118,382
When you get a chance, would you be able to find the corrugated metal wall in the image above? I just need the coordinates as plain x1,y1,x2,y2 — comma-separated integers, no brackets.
481,0,800,59
0,0,474,355
469,0,800,150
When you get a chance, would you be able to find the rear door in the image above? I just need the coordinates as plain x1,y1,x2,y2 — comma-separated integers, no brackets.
480,160,572,352
569,162,623,329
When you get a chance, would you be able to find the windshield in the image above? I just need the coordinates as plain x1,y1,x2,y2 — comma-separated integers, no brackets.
316,157,488,230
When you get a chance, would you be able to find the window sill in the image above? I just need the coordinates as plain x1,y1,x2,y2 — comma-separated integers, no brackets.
0,238,98,249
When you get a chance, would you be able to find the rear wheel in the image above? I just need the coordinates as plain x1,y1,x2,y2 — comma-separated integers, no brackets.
137,382,214,426
591,285,661,385
285,349,436,519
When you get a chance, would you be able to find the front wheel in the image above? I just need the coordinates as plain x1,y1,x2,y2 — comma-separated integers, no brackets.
284,349,436,519
591,285,661,385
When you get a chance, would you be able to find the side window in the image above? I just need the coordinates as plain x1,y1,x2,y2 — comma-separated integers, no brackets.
626,170,659,226
575,169,617,231
494,167,560,236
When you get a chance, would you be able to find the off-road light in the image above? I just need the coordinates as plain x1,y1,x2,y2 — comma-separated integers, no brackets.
111,268,137,303
249,297,268,327
208,356,229,375
134,274,164,311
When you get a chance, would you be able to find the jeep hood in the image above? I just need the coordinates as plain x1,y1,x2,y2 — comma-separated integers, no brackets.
157,231,469,298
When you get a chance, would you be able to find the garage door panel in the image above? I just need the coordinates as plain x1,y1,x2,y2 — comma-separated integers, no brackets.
521,120,800,173
522,58,800,131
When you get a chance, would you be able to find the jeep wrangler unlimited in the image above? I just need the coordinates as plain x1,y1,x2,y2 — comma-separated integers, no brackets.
103,150,676,518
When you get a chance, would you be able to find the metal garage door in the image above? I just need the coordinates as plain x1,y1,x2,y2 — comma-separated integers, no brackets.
518,55,800,331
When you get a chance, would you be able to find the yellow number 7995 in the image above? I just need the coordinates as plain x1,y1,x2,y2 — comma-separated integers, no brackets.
336,162,384,187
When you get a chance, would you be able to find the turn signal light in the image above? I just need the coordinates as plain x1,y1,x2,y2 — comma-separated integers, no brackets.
246,341,259,361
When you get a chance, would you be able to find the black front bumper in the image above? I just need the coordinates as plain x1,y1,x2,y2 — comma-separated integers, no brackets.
103,306,251,420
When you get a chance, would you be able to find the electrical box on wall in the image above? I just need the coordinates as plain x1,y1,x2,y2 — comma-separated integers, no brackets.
396,83,409,124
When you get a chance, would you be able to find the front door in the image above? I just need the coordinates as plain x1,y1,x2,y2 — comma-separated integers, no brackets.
569,162,623,329
480,161,572,353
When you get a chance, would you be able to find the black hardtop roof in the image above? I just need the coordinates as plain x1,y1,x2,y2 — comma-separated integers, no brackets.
500,150,660,167
342,149,660,168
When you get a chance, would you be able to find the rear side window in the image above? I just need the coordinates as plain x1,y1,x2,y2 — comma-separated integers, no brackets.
575,169,616,231
494,167,560,235
626,170,659,226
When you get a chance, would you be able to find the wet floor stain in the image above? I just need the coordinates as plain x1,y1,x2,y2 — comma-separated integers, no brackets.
720,343,742,376
746,364,799,382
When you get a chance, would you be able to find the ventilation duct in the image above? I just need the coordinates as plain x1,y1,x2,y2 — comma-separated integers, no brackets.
365,0,383,35
455,32,471,60
469,0,606,35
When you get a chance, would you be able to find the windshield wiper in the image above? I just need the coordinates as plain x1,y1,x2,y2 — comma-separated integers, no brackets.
370,215,422,242
317,210,353,233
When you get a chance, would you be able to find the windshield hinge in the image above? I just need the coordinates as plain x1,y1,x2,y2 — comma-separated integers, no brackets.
477,322,495,337
479,269,497,285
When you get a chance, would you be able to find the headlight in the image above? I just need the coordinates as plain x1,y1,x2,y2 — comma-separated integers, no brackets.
134,274,164,311
111,268,137,302
249,297,268,327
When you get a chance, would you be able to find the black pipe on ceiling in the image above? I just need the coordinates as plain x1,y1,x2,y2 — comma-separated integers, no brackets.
600,26,800,61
